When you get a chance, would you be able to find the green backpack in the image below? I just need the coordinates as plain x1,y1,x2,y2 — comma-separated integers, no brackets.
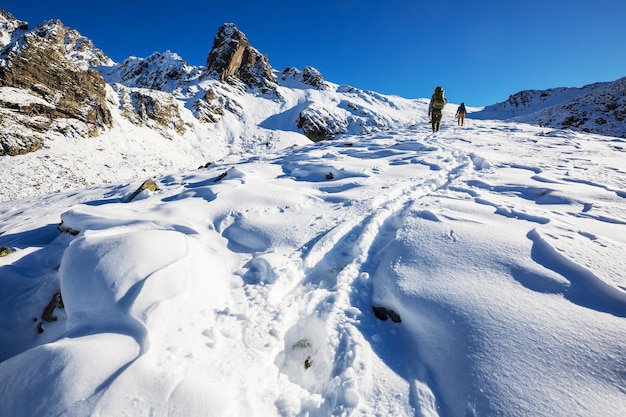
432,87,446,110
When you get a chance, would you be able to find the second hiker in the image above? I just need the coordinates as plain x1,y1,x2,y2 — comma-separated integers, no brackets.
456,102,467,126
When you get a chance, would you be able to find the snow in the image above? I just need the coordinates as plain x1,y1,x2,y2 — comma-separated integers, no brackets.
0,70,422,202
1,105,625,416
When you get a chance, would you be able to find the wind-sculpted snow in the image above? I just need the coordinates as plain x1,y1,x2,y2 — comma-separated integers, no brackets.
1,119,625,416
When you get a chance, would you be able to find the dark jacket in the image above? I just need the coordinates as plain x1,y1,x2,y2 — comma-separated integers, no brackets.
428,92,448,114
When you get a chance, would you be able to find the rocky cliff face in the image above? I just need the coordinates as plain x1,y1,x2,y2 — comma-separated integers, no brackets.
0,12,112,155
205,23,276,92
115,85,186,136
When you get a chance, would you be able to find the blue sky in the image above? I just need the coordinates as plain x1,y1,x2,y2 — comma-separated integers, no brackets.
5,1,625,106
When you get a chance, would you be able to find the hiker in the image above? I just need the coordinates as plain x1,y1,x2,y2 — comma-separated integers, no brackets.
428,86,448,132
456,102,467,126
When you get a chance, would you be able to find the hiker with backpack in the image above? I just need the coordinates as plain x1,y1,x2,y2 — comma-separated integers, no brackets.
428,86,448,132
456,102,467,126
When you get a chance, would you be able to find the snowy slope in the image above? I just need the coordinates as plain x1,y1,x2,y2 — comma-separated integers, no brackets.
0,56,425,203
0,13,425,203
472,77,626,138
1,116,625,417
0,70,426,203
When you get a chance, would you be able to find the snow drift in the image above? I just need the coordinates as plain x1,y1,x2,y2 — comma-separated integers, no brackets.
1,116,625,416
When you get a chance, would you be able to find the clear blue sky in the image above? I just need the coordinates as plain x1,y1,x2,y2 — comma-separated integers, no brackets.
4,1,625,106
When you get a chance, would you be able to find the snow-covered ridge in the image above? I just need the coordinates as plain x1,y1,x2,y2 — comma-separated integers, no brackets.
99,51,202,93
0,11,429,202
473,77,626,138
0,10,28,51
0,7,625,205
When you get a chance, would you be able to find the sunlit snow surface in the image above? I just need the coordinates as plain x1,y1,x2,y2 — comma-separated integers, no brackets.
1,119,625,416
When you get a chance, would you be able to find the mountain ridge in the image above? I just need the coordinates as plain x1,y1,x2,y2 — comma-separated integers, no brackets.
0,8,624,203
472,77,626,137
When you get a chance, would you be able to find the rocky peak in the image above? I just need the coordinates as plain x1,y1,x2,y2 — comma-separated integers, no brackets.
1,17,112,70
31,19,113,69
205,23,276,92
0,14,112,155
280,66,327,90
0,10,28,49
102,51,202,92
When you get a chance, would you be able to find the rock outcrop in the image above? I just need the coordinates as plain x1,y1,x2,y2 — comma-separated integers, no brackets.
280,66,327,90
115,85,186,136
0,245,14,257
205,23,276,92
192,88,225,123
0,13,112,155
296,103,348,142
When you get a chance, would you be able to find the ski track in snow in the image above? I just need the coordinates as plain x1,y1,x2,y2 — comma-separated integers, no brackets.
1,120,626,416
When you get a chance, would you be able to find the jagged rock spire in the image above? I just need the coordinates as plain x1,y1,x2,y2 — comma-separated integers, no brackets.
205,23,276,91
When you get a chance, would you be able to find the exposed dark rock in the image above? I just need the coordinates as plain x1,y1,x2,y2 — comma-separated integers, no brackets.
373,306,401,323
125,178,160,203
280,66,327,90
41,289,63,323
296,104,348,142
0,246,14,256
205,88,217,101
57,221,79,236
214,171,229,182
0,132,44,156
37,289,64,333
115,86,186,134
205,23,276,92
301,66,326,89
193,97,224,123
0,17,112,154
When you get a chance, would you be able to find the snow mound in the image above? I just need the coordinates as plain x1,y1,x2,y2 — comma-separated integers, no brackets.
1,119,625,416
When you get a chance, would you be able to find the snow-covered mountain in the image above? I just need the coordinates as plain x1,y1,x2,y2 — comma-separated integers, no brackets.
2,9,624,204
0,11,423,202
472,77,626,138
1,8,626,417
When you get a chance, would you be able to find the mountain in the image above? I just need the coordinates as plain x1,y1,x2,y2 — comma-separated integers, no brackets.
472,77,626,138
1,8,626,417
0,10,423,202
0,10,113,155
1,9,625,203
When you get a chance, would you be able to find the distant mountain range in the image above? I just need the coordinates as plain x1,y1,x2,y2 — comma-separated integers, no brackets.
0,8,624,202
472,78,626,138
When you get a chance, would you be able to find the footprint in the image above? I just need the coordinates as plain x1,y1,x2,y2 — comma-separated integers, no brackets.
202,328,217,347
